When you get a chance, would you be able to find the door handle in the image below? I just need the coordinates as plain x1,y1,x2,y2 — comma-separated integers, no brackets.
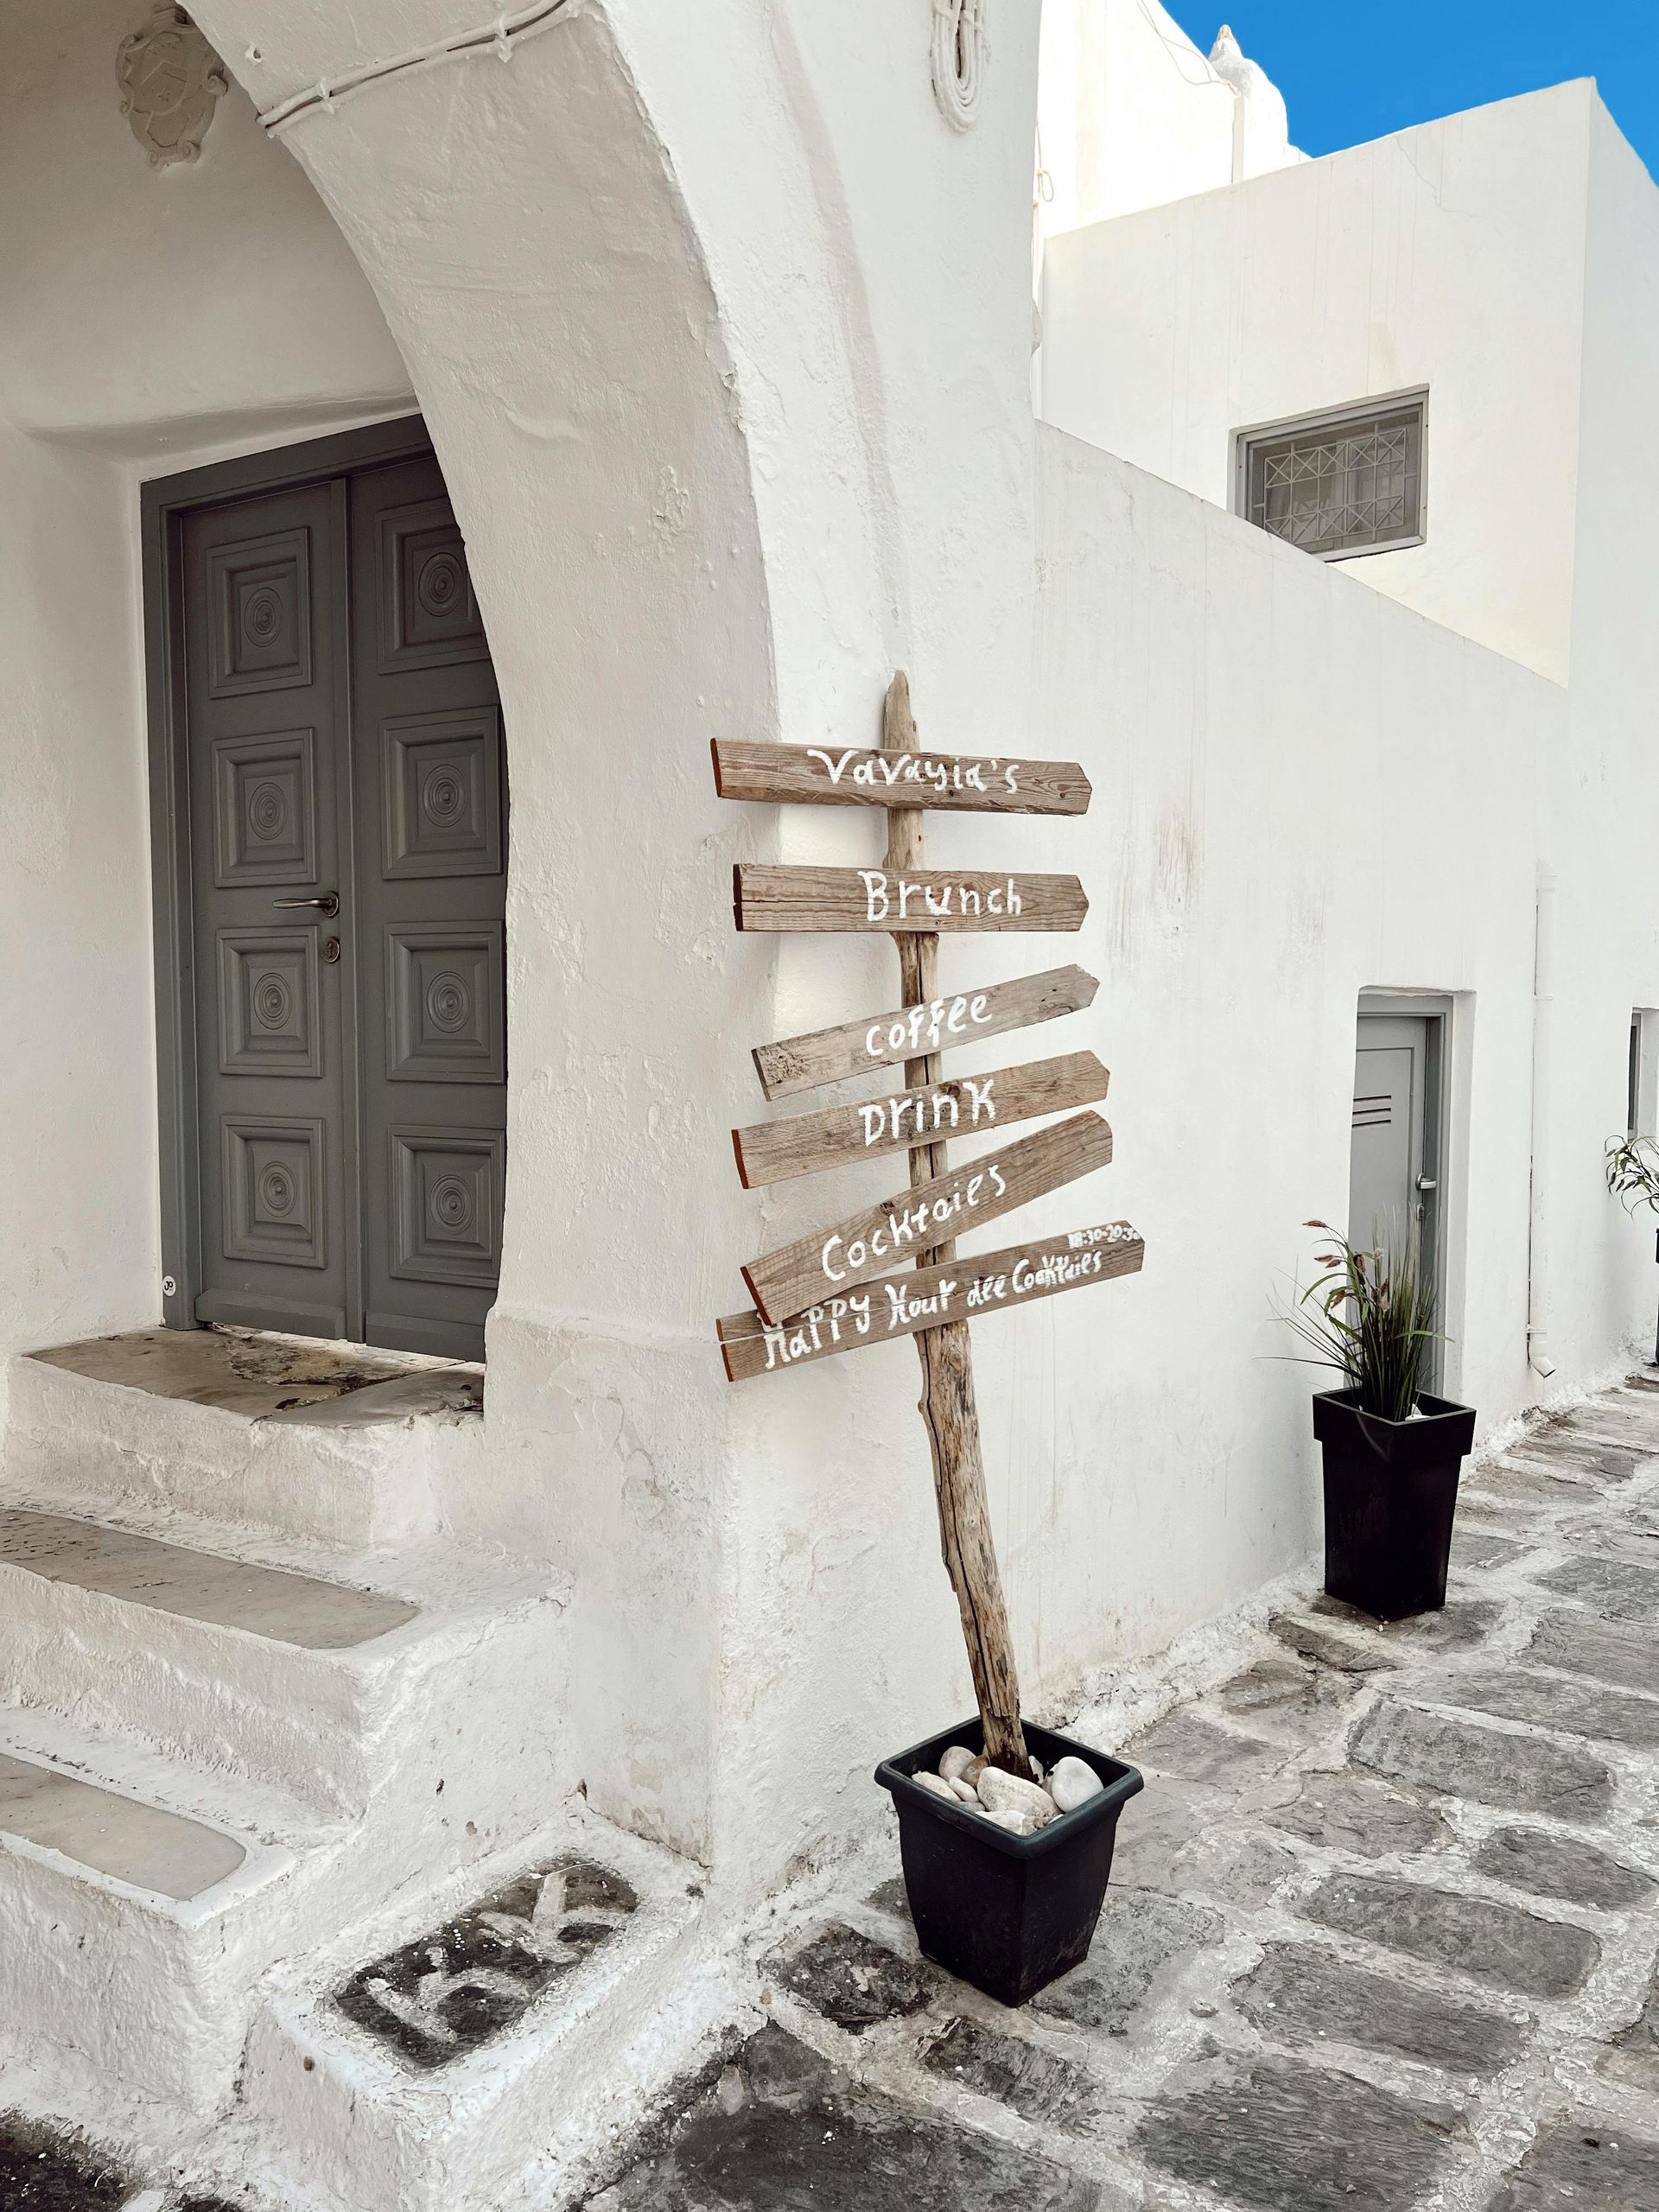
1416,1175,1438,1193
272,893,340,918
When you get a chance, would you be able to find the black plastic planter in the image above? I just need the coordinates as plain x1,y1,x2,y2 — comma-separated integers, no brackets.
874,1715,1142,2007
1313,1386,1478,1622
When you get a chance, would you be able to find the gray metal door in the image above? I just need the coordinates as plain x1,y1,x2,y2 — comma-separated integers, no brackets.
1350,1013,1441,1319
176,444,505,1359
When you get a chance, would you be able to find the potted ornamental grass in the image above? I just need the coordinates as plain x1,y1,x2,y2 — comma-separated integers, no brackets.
1280,1218,1475,1621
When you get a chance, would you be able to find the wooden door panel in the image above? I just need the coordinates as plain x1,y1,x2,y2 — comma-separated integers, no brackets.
167,434,505,1362
183,483,354,1340
351,457,506,1360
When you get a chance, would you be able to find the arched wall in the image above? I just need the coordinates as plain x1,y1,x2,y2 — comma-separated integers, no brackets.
184,0,1048,1882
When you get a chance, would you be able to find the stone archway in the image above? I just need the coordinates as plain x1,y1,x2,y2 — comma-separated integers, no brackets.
183,0,1047,1886
180,0,782,1865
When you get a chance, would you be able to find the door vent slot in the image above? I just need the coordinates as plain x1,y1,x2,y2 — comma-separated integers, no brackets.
1351,1095,1393,1128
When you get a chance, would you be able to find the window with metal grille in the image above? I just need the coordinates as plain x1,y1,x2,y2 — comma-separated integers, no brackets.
1239,397,1426,560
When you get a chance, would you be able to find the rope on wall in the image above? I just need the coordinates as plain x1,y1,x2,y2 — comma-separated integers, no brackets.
931,0,985,132
259,0,581,134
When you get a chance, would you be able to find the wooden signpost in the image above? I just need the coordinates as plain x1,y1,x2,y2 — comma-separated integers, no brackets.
710,674,1144,1777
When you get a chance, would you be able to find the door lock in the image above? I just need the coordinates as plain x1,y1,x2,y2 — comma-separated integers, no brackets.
322,937,342,964
272,893,340,918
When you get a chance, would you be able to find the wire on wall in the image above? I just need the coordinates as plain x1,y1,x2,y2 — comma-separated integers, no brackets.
259,0,580,134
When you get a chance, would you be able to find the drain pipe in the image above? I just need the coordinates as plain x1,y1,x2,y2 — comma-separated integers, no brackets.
1527,869,1558,1381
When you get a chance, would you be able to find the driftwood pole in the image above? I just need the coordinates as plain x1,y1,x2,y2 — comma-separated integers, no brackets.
882,671,1029,1776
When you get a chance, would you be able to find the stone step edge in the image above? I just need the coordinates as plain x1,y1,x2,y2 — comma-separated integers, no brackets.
0,1712,310,1927
0,1699,333,1878
0,1483,563,1627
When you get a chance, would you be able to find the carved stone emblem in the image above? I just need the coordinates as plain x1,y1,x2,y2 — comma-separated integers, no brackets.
335,1859,638,2069
117,4,228,168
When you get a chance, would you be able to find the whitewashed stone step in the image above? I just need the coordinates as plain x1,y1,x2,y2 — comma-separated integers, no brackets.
0,1705,309,2126
0,1745,247,1902
0,1507,417,1650
0,1500,564,1819
243,1808,719,2212
0,1345,480,1552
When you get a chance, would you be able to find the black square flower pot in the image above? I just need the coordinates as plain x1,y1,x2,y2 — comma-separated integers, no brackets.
874,1715,1142,2007
1313,1386,1478,1622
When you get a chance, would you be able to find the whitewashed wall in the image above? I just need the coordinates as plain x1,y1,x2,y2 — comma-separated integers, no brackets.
7,0,1659,1906
1039,81,1595,683
1038,0,1300,237
0,1,410,1361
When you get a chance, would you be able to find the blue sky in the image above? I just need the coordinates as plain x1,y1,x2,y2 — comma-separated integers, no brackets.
1158,2,1659,177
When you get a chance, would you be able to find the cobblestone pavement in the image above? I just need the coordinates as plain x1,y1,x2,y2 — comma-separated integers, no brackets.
589,1379,1659,2211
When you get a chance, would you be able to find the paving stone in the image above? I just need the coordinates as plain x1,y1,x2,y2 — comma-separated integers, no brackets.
0,2124,125,2209
1475,1462,1585,1503
768,1923,931,2033
1214,1658,1358,1741
865,1875,911,1921
1182,1829,1299,1909
1262,1770,1452,1859
1600,1961,1659,2091
919,2017,1099,2131
1031,1890,1224,2034
1452,1528,1530,1570
1107,1778,1287,1904
1424,1667,1659,1751
1538,1554,1659,1622
1509,1437,1642,1482
336,1858,637,2069
1135,2053,1464,2211
1528,1609,1659,1698
1121,1710,1280,1788
1313,1594,1503,1652
1105,1778,1209,1897
1235,1939,1529,2077
1473,1825,1656,1910
1300,1873,1600,1999
1351,1702,1615,1822
1270,1610,1398,1674
585,2024,1098,2210
1484,2118,1659,2209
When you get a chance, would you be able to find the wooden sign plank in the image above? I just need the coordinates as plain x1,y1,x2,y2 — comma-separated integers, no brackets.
734,865,1087,935
742,1110,1114,1326
712,737,1091,817
732,1051,1109,1189
752,964,1097,1102
717,1221,1145,1380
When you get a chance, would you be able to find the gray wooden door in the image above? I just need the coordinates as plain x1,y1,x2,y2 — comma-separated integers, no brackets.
178,447,505,1359
1349,1013,1442,1382
1348,1017,1425,1255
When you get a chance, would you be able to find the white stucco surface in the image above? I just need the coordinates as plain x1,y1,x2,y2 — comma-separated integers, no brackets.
1038,0,1301,236
1039,81,1595,683
3,4,1659,2199
0,2,414,1366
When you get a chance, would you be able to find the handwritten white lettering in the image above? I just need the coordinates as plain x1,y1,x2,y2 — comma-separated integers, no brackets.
856,872,1024,925
861,991,997,1064
803,749,1020,800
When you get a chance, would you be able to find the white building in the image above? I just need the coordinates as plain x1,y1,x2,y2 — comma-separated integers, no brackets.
1,1,1656,2201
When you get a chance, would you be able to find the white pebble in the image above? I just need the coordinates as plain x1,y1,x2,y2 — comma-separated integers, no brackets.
938,1745,978,1785
1048,1756,1105,1814
912,1770,957,1803
980,1806,1039,1835
948,1777,979,1804
977,1766,1057,1828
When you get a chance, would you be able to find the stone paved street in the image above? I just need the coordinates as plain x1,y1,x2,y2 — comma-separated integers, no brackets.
588,1378,1659,2211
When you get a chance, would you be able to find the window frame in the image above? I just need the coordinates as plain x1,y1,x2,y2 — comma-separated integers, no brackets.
1233,388,1430,563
